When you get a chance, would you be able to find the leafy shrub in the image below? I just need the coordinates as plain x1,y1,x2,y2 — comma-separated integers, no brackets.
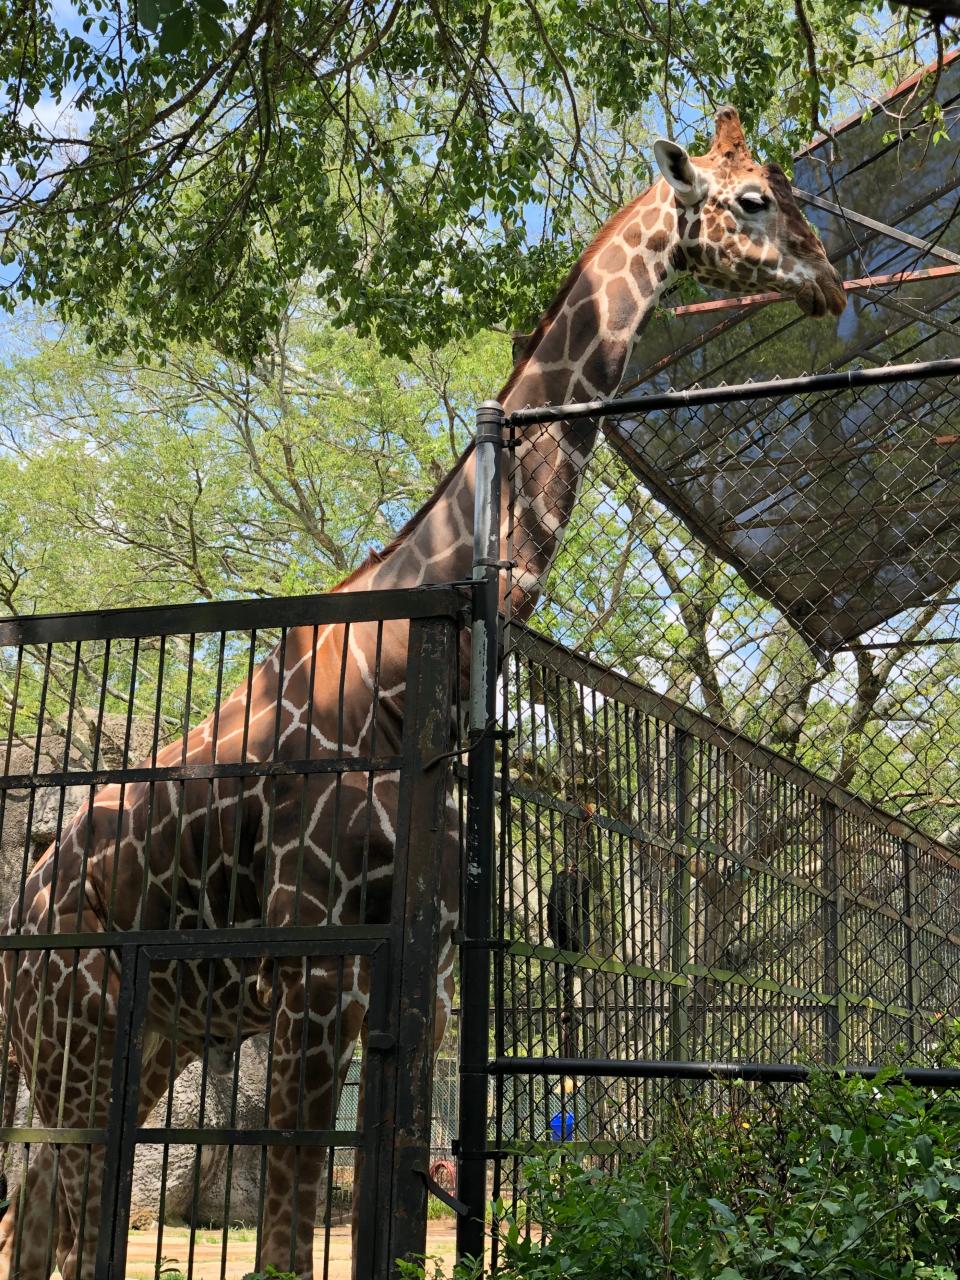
406,1071,960,1279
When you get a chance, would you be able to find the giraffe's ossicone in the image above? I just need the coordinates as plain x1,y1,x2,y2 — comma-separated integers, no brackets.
0,107,843,1280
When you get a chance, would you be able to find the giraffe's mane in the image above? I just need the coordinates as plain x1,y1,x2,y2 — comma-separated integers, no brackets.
336,184,655,590
335,451,475,588
499,187,651,401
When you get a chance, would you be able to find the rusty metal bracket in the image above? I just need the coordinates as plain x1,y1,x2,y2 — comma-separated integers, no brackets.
412,1162,470,1216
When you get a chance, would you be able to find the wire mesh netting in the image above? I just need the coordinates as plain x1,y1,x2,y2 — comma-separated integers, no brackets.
508,365,960,824
484,362,960,1254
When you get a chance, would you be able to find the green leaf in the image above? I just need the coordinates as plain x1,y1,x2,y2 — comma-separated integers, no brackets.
923,1175,943,1200
916,1135,935,1169
706,1199,737,1225
196,10,227,46
158,6,194,54
138,0,160,30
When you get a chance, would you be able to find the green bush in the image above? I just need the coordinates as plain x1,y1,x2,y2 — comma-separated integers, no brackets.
407,1071,960,1279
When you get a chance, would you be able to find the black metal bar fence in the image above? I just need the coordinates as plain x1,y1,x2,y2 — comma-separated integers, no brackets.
0,585,465,1280
454,359,960,1269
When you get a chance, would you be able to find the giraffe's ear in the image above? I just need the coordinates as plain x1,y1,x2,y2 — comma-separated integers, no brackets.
653,139,708,206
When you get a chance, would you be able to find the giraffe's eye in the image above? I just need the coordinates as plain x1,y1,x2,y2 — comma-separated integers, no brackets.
738,192,770,214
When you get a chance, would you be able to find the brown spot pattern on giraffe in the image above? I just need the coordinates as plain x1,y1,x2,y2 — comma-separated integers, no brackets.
605,277,637,331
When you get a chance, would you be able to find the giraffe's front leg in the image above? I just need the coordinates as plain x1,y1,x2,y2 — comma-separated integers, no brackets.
258,957,367,1280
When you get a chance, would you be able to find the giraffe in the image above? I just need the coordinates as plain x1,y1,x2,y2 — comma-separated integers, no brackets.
0,106,844,1280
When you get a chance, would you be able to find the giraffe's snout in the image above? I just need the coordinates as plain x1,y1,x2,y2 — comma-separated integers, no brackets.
795,266,846,319
819,263,847,316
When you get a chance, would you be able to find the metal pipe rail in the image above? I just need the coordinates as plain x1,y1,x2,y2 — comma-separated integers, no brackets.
487,1057,960,1088
505,356,960,427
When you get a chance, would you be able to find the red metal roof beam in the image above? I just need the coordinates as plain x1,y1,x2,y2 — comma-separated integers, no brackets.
667,264,960,315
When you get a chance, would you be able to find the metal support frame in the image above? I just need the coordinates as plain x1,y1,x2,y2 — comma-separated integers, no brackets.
485,1057,960,1087
370,615,459,1276
458,358,960,1272
793,186,960,269
505,355,960,427
456,400,505,1263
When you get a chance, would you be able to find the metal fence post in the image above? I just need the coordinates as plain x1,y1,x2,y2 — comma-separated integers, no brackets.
456,400,505,1263
667,728,693,1063
372,613,460,1278
822,802,847,1064
903,839,921,1052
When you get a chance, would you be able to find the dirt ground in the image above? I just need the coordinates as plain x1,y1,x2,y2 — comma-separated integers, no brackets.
120,1222,458,1280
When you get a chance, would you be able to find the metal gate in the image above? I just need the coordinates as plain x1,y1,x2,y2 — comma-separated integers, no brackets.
0,585,464,1279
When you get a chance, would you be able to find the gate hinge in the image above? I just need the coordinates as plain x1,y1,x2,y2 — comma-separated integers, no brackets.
413,1162,470,1217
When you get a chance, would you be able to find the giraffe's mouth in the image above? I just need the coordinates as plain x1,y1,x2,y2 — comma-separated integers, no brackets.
794,268,846,318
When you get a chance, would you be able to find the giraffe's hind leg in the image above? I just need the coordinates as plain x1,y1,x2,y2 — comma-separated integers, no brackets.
257,958,368,1280
0,944,179,1280
18,1002,117,1280
0,1143,59,1280
54,1037,193,1280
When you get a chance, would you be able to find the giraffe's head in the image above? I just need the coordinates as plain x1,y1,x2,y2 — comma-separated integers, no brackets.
653,106,846,317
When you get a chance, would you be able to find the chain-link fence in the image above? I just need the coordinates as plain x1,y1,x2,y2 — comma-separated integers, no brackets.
455,359,960,1264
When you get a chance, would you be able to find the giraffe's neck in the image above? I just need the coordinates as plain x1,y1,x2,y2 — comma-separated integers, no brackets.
346,184,677,616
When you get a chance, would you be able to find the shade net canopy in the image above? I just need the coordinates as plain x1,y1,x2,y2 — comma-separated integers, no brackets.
606,56,960,653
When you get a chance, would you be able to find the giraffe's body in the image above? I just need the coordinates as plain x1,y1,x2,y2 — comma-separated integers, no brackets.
0,109,844,1279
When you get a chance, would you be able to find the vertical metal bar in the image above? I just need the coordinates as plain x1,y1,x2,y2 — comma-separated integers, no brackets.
373,615,458,1276
667,728,693,1064
822,802,847,1064
457,400,504,1263
353,945,390,1280
903,840,921,1052
95,944,143,1280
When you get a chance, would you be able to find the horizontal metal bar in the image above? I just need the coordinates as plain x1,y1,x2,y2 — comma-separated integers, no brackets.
136,1127,362,1148
0,924,390,952
138,934,389,962
0,1125,364,1148
459,1142,653,1161
835,636,960,650
667,265,960,317
0,585,469,646
793,186,960,268
0,754,403,792
504,940,931,1021
0,1127,105,1143
486,1057,960,1087
508,626,958,864
505,357,960,427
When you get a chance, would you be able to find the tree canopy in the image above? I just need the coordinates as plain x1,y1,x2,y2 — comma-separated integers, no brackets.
0,0,948,361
